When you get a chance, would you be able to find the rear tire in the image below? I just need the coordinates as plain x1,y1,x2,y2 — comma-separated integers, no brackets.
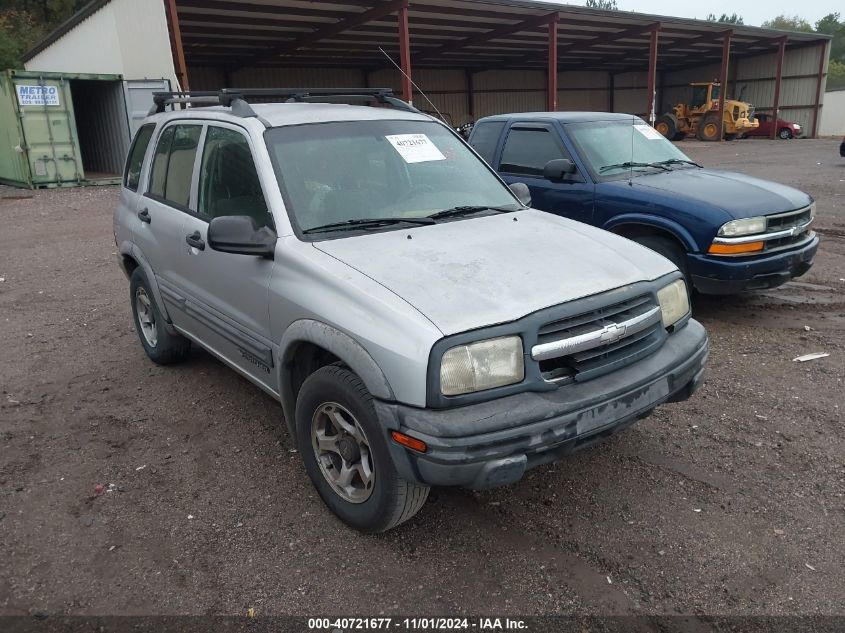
632,234,689,283
295,366,429,533
697,114,722,142
129,267,190,365
778,128,792,140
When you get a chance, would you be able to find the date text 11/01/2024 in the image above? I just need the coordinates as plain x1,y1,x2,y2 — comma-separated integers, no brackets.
308,617,528,630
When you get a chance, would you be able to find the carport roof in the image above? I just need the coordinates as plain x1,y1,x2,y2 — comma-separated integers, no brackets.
25,0,831,72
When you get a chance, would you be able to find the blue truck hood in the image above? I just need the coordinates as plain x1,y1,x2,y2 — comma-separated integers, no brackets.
606,168,811,219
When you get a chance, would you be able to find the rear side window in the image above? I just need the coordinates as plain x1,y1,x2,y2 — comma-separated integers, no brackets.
500,127,568,176
147,124,202,208
124,124,155,191
198,126,270,226
469,121,505,165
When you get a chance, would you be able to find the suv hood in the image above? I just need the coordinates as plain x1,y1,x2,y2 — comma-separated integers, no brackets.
627,168,811,218
313,210,675,336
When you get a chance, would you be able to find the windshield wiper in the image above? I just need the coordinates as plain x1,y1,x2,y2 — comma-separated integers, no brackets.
427,205,516,220
599,161,671,173
654,158,703,168
303,217,436,234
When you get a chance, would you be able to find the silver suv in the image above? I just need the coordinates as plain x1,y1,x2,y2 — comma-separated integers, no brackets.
115,89,709,532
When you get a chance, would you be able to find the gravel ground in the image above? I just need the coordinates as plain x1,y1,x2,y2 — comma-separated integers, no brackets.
0,138,843,618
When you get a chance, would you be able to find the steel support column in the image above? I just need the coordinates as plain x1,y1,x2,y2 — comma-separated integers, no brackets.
547,14,558,111
646,26,659,124
717,31,733,141
770,37,787,139
164,0,189,91
812,40,828,138
466,69,475,120
608,72,614,111
398,1,413,104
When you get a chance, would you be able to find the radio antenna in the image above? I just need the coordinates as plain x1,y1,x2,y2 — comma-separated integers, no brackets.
378,46,445,123
629,115,635,187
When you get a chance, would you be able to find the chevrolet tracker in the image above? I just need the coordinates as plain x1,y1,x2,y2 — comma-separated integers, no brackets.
115,89,709,532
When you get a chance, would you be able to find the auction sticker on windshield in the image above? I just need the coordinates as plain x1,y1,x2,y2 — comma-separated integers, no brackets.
635,125,664,140
386,134,446,163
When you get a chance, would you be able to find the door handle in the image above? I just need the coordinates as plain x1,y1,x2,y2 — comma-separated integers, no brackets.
185,231,205,251
137,208,151,224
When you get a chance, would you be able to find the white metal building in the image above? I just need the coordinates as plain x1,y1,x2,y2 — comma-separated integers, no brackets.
818,89,845,136
21,0,831,137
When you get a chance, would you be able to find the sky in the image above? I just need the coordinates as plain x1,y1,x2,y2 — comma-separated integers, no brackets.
570,0,836,28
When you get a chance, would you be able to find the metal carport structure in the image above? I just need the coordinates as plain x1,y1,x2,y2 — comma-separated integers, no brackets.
26,0,832,137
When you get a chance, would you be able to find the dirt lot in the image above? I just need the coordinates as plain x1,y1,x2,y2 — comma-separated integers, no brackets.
1,138,843,618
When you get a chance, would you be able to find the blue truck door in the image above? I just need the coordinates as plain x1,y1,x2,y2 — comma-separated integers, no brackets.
495,122,594,224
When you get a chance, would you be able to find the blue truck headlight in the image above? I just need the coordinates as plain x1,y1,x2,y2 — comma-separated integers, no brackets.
657,279,690,328
717,216,766,237
440,336,524,396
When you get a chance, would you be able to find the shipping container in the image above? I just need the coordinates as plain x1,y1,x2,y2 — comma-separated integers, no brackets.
0,70,169,189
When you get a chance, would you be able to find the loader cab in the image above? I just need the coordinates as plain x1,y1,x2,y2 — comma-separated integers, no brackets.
690,83,719,111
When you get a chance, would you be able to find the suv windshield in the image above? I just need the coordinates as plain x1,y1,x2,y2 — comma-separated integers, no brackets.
566,120,697,181
265,120,519,235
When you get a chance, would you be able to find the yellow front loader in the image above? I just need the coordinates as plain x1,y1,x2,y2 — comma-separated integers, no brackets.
655,82,758,142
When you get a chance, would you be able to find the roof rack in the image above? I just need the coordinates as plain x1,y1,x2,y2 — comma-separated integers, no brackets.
149,88,421,123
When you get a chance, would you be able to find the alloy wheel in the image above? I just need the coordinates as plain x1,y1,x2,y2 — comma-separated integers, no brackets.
311,402,375,503
135,287,158,348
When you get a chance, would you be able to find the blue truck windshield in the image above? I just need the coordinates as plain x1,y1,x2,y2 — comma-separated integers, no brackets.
566,120,696,181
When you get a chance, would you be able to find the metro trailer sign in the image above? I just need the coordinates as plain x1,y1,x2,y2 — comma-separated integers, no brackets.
16,85,61,107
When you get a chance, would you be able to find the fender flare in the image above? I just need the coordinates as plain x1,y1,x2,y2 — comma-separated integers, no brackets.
603,214,700,253
118,241,178,333
277,320,395,433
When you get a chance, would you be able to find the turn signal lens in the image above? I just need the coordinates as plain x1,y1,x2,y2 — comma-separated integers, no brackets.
391,431,427,453
708,241,765,255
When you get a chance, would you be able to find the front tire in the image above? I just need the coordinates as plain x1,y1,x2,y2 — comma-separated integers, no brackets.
295,366,429,532
632,235,688,283
655,115,677,139
129,267,190,365
697,114,722,142
778,128,792,140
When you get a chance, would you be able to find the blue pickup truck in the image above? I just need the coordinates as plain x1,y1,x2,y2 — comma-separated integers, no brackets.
468,112,818,294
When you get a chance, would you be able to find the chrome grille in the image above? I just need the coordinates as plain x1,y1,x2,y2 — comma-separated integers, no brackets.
766,206,813,231
533,294,665,384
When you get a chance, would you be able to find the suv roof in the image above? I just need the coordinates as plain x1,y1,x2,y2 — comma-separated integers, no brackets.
148,88,431,128
478,112,643,124
150,102,430,127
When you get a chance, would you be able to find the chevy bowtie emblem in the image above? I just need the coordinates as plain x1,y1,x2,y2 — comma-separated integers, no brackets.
599,322,627,343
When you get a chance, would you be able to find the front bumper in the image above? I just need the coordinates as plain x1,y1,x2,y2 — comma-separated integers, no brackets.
376,319,708,490
688,234,818,295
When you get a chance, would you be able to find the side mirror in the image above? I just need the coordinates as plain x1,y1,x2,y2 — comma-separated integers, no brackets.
509,182,531,207
207,215,276,258
543,158,577,182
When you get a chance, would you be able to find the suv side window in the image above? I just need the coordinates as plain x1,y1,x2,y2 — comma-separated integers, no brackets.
469,121,505,164
147,124,202,208
500,127,569,176
198,126,271,227
124,124,155,191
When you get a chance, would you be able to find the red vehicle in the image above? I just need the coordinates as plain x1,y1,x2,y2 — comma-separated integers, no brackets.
745,113,802,139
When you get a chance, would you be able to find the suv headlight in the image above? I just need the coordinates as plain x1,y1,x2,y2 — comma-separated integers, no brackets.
717,216,766,237
440,336,524,396
657,279,690,328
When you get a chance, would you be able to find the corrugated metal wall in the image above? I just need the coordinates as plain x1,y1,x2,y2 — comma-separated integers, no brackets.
187,43,826,132
661,44,827,133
